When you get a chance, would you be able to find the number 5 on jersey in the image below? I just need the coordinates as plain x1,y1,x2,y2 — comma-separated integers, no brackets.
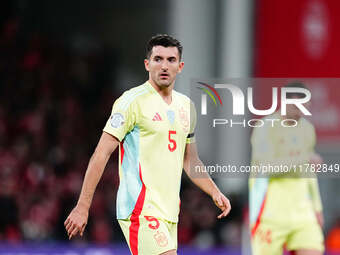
168,130,177,152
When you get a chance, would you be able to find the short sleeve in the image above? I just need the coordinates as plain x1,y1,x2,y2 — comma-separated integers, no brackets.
186,100,197,144
103,93,137,141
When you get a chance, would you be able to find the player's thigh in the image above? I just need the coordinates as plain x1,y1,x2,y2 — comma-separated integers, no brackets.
251,222,287,255
139,216,177,254
119,216,177,255
286,222,324,253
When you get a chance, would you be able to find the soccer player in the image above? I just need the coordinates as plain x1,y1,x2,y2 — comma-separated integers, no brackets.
249,82,324,255
64,34,231,255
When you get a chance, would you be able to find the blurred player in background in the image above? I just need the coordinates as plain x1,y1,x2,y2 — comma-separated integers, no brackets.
249,82,324,255
64,34,231,255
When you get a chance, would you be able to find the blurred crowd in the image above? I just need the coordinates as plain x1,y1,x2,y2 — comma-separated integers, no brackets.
0,13,120,243
0,12,244,248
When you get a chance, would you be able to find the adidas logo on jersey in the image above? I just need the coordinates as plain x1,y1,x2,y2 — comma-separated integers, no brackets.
152,113,162,121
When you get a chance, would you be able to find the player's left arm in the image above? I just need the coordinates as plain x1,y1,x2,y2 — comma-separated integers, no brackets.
183,142,231,219
308,178,324,228
307,123,324,228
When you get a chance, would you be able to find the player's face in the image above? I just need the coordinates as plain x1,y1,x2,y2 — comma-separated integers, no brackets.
286,96,311,120
144,46,184,88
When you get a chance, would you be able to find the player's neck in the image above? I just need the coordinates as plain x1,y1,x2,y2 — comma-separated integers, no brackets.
148,79,174,104
279,112,300,126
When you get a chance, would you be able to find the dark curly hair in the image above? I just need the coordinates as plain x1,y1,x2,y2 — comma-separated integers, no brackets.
146,34,183,60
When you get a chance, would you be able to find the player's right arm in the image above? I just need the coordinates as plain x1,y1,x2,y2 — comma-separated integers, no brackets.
308,177,324,227
307,125,324,228
64,132,119,239
64,89,137,240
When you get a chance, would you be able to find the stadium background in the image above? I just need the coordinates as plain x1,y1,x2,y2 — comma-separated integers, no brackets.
0,0,340,254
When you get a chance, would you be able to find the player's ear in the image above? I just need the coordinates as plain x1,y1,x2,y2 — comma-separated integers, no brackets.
144,59,150,71
178,61,184,73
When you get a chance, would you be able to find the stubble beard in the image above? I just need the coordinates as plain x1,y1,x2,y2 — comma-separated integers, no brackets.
155,76,173,88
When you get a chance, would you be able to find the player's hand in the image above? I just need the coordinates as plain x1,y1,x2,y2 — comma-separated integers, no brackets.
315,211,324,228
309,153,323,165
212,191,231,219
64,205,89,240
